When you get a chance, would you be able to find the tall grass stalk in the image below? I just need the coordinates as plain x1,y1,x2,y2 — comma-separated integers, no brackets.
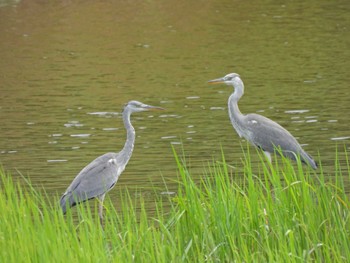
0,149,349,262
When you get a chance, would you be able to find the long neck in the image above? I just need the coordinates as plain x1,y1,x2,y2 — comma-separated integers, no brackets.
119,109,135,165
228,80,245,137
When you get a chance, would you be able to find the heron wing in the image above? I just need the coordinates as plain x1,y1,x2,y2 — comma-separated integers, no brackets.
60,152,123,212
242,113,303,157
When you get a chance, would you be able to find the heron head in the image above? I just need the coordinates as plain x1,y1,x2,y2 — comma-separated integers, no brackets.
208,73,241,86
124,100,164,113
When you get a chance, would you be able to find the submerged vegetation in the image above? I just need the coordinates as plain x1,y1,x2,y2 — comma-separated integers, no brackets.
0,149,349,262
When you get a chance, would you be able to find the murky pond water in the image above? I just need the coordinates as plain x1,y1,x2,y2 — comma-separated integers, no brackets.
0,0,349,209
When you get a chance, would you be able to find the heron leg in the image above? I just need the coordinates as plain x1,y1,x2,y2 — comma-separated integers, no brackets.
97,194,106,226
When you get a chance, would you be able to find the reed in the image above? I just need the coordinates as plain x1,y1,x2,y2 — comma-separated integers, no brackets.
0,149,349,262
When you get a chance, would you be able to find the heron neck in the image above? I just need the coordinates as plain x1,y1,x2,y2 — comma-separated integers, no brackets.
229,84,244,115
228,84,245,136
120,110,135,164
228,93,243,119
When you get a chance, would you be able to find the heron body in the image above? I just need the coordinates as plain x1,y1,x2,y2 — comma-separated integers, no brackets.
60,100,163,223
209,73,317,169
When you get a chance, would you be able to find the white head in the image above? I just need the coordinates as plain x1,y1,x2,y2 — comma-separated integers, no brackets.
123,100,164,113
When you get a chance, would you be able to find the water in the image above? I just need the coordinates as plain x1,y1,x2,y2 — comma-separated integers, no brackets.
0,0,349,206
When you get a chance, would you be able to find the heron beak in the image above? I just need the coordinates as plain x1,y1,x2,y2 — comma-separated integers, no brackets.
208,77,225,84
143,104,165,111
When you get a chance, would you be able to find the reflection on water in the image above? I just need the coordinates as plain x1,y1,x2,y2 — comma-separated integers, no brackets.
0,0,349,210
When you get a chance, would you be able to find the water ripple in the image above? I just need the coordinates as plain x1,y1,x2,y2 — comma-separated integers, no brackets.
88,112,119,116
64,121,83,128
70,134,91,138
331,136,350,141
285,110,310,114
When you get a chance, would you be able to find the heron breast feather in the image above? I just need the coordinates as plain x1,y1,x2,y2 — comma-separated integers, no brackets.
249,119,258,124
107,158,125,176
108,158,117,165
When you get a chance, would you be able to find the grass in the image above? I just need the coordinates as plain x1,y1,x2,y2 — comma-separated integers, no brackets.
0,148,349,262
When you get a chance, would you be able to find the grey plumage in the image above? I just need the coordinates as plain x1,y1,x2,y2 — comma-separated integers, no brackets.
60,100,164,223
209,73,317,169
60,152,120,214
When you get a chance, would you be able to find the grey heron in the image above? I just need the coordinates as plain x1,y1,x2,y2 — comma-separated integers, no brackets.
60,100,164,223
208,73,317,169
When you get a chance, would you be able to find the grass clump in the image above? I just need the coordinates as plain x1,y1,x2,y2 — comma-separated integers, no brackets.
0,149,349,262
171,149,350,262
